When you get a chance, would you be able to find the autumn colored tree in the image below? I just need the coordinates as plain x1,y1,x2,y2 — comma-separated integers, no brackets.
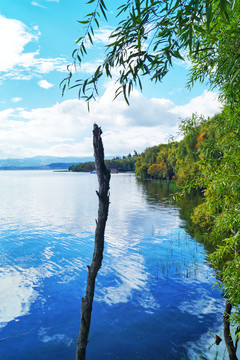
147,163,166,179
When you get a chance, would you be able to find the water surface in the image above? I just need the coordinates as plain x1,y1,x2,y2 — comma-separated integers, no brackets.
0,171,227,359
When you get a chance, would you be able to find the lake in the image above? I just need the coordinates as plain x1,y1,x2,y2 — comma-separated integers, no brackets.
0,171,227,359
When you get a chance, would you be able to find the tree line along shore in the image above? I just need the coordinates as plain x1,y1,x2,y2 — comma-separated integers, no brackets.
70,105,240,349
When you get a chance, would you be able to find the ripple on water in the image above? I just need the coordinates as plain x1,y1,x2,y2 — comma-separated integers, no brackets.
0,172,229,360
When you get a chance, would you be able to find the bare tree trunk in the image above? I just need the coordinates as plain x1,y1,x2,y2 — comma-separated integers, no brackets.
223,299,238,360
76,124,111,360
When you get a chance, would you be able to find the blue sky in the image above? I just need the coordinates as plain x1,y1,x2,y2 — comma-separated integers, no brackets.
0,0,222,159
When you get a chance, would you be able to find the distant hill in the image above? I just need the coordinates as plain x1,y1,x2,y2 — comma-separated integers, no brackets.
0,156,94,170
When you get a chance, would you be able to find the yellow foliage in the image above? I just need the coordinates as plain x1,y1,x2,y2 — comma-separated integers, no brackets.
147,162,167,179
191,203,215,229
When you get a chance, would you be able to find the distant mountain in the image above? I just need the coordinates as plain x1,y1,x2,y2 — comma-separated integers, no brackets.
0,156,94,169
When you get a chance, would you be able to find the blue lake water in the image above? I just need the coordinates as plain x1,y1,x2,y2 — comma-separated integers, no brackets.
0,171,228,359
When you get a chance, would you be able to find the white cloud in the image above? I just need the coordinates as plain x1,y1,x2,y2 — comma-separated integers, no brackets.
11,97,22,103
94,28,113,44
38,80,54,89
31,2,47,8
171,90,222,118
32,0,60,5
84,28,113,49
0,83,222,158
0,15,38,73
34,58,68,73
0,15,67,80
76,60,103,74
173,50,193,69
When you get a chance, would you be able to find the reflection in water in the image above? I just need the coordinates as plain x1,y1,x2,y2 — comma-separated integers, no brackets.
136,179,238,360
0,171,233,359
136,178,178,205
0,266,38,327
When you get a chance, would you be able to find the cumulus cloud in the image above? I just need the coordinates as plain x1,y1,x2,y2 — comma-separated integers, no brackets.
38,80,54,89
0,83,222,158
171,90,223,118
0,15,38,73
0,15,67,80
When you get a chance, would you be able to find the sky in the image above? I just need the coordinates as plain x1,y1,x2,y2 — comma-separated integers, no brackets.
0,0,223,159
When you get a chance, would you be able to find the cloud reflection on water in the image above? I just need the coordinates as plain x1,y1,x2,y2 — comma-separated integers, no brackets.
0,172,229,360
0,266,38,328
0,233,90,330
178,288,224,317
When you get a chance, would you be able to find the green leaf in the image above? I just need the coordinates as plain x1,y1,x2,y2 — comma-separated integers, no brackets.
82,44,87,54
100,0,107,11
206,0,212,31
61,83,66,96
88,32,93,45
77,20,89,24
94,18,99,27
99,3,107,21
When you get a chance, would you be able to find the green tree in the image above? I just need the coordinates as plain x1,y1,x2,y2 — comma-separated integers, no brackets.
188,0,240,105
182,107,240,360
173,114,203,185
61,0,236,104
135,155,148,178
63,2,240,358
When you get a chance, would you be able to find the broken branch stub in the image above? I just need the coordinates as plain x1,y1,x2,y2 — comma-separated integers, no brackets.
76,124,111,360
